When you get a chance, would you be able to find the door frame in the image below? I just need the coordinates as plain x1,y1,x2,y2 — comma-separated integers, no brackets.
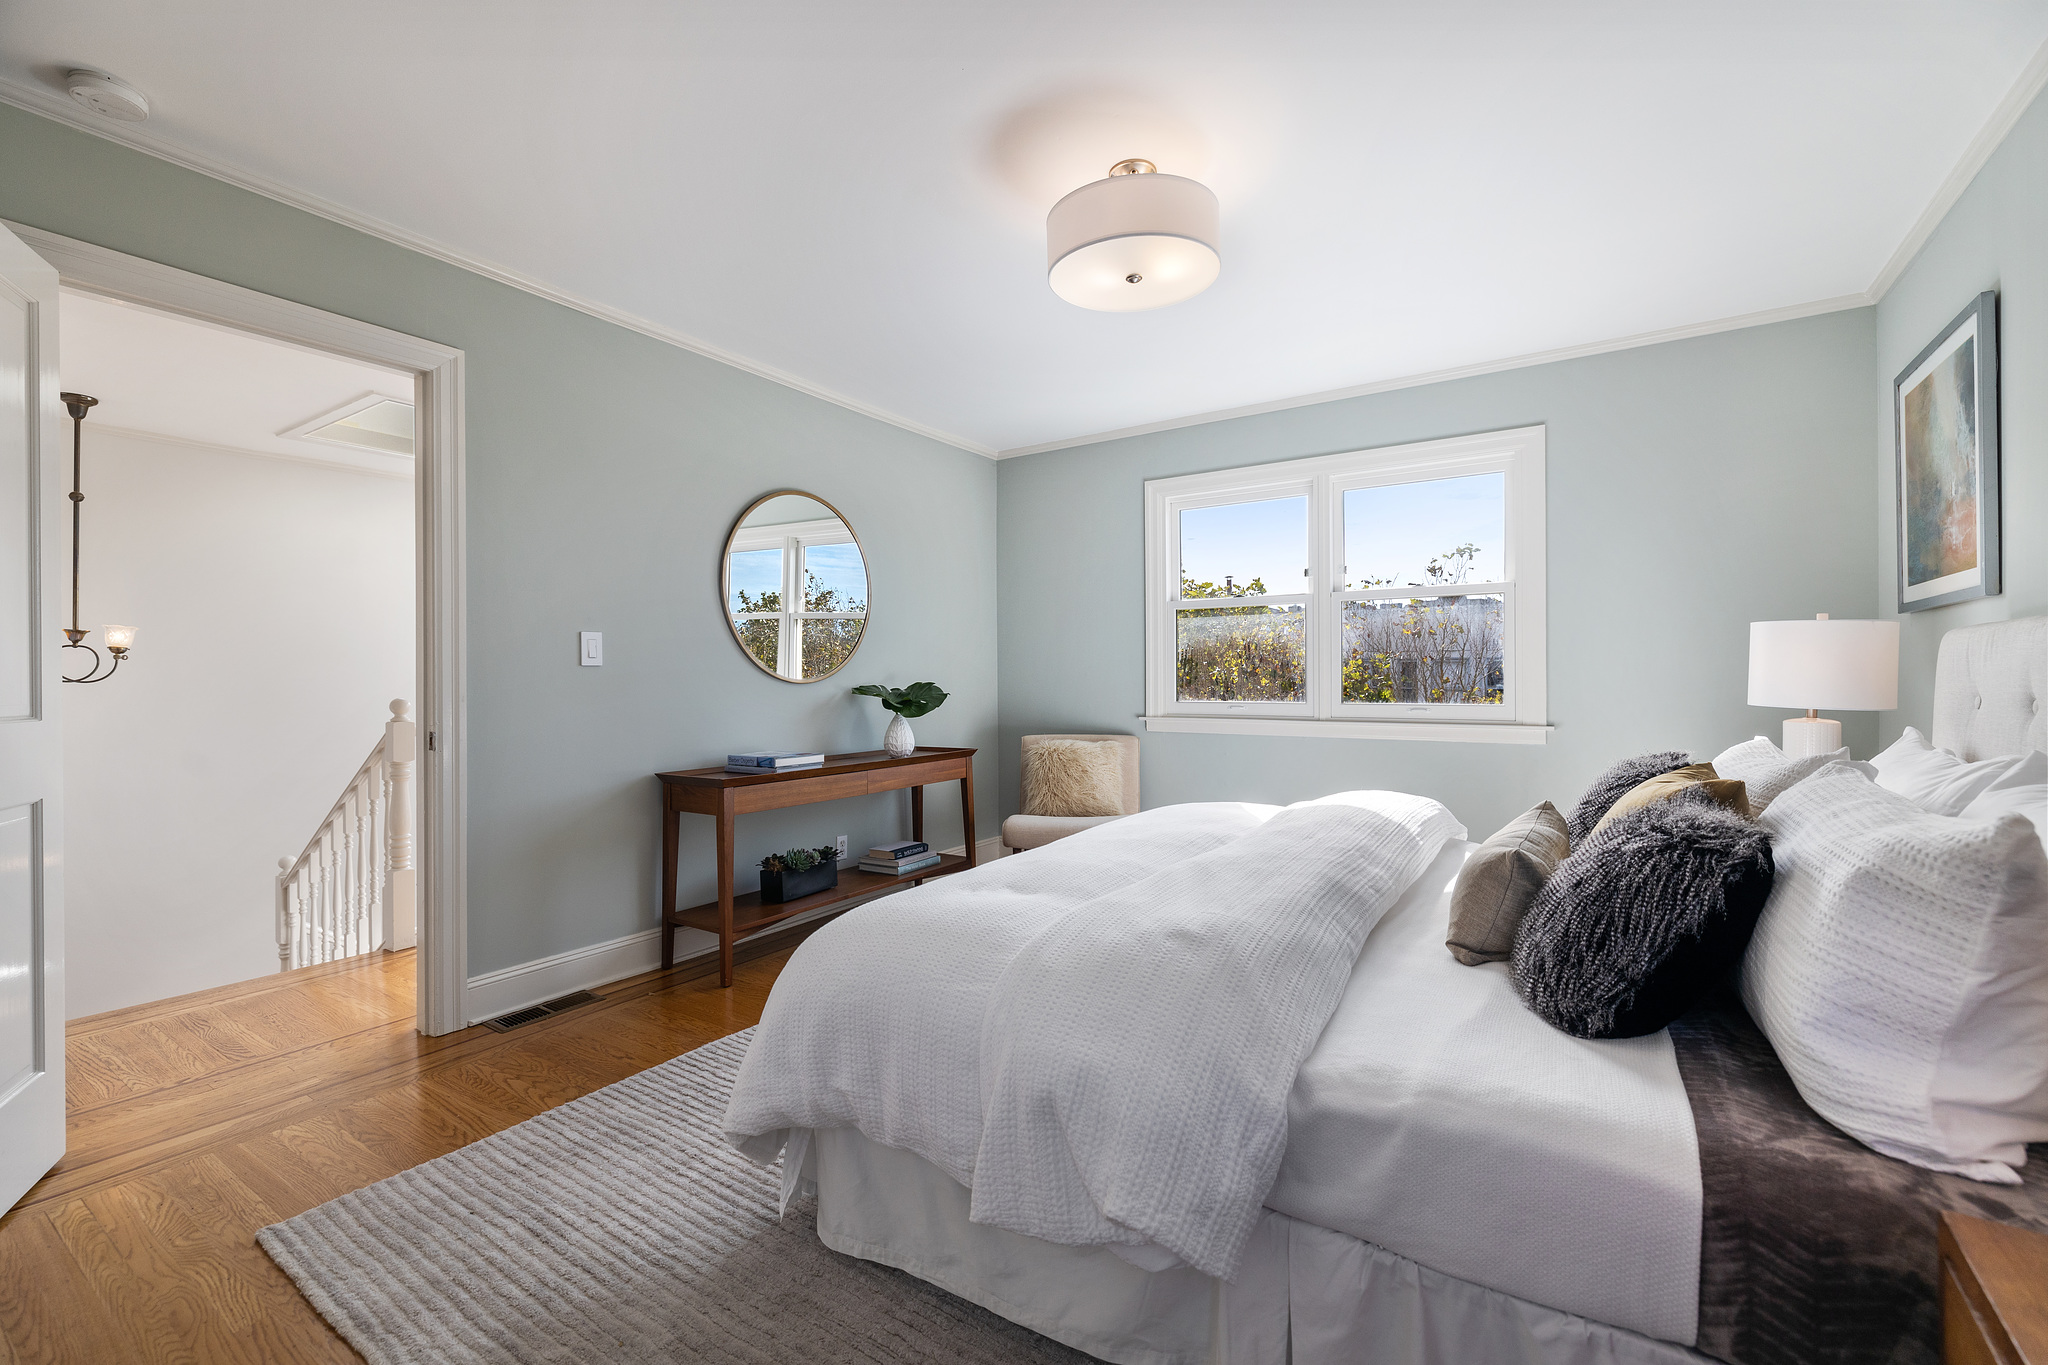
8,221,471,1036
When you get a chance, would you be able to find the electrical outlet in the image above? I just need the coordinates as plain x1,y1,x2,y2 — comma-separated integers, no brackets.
835,834,848,862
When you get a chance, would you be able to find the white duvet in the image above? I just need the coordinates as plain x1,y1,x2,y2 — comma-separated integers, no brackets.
724,791,1465,1278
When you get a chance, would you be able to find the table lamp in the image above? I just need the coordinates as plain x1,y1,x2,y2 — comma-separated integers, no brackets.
1748,614,1900,758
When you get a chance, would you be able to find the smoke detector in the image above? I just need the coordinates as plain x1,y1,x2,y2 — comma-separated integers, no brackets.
66,70,149,123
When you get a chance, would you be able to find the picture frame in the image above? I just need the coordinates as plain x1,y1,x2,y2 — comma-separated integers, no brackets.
1894,291,1999,613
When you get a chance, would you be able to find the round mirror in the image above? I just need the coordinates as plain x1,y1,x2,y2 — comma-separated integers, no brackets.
722,491,869,682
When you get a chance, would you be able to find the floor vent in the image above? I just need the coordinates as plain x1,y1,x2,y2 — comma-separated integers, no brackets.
481,990,603,1033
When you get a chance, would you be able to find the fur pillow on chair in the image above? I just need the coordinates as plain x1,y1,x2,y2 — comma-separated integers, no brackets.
1021,740,1125,818
1512,793,1775,1039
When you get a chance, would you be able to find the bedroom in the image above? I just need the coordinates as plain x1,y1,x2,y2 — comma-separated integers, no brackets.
0,3,2044,1363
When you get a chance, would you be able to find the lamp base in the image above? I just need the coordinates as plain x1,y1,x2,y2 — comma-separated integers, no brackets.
1782,715,1843,759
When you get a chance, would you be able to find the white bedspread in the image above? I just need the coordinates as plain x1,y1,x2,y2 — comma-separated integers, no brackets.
1266,841,1704,1345
725,792,1465,1279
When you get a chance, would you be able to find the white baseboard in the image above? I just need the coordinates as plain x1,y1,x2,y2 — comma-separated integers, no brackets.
463,837,1008,1024
464,927,669,1025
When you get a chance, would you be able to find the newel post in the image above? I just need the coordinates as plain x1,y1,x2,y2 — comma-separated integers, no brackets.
382,698,418,951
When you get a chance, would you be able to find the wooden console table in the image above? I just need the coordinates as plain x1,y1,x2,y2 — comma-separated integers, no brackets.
657,746,977,986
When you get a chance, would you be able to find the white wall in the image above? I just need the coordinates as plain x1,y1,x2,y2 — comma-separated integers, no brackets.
64,430,413,1017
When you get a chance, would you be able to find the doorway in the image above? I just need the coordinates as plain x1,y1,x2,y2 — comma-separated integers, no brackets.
60,289,418,1015
15,222,469,1035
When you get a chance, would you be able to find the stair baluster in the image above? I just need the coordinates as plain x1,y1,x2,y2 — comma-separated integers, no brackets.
275,699,419,970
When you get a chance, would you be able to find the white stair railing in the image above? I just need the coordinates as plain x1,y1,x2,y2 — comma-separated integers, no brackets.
276,699,418,970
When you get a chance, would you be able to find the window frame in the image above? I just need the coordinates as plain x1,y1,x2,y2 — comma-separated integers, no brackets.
1143,425,1548,744
727,515,868,682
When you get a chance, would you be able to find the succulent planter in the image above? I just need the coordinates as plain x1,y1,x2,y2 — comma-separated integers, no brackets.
759,861,837,904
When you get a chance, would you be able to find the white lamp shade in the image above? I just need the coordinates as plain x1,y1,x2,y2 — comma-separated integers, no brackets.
101,623,137,652
1747,618,1899,711
1047,171,1220,312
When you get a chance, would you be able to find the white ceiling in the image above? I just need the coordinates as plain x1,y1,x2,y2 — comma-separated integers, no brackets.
6,2,2046,456
60,289,414,476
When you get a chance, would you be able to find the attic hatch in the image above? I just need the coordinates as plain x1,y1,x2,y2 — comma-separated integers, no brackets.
281,393,415,456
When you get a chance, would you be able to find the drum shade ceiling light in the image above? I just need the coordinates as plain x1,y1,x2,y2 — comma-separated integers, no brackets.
1047,159,1220,312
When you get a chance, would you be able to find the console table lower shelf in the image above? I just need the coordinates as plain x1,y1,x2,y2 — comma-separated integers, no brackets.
669,853,970,946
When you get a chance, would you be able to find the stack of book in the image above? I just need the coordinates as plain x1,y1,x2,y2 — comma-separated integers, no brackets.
725,750,825,775
858,840,942,876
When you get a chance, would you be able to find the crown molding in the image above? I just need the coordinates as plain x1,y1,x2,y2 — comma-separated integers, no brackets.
1866,37,2048,301
0,75,996,460
994,292,1872,458
89,422,412,478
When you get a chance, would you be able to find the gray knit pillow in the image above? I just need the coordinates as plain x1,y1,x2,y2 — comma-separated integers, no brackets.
1446,802,1571,965
1511,793,1775,1039
1566,750,1693,844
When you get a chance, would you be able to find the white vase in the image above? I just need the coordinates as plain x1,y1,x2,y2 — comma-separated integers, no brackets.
884,714,915,757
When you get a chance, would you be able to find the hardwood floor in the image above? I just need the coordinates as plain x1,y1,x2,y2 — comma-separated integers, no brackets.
0,933,805,1364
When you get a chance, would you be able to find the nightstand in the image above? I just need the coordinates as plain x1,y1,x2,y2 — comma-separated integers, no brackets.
1940,1211,2048,1364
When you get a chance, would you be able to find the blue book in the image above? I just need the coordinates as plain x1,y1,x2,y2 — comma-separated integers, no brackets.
868,840,929,859
726,751,825,768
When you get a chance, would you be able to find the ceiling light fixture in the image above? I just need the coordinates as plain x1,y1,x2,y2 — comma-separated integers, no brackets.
1047,158,1220,312
57,393,138,684
65,70,150,123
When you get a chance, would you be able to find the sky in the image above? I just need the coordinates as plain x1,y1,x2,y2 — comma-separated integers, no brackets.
728,540,868,612
1178,473,1504,596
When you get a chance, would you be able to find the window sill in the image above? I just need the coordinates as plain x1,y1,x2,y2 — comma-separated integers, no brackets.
1141,715,1553,744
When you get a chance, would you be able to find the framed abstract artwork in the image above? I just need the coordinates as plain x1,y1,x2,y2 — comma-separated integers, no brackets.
1895,291,1999,612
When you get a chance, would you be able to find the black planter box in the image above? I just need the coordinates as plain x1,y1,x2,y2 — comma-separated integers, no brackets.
759,861,837,904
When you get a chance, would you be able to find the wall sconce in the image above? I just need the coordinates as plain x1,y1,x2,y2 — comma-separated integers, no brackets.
59,392,137,684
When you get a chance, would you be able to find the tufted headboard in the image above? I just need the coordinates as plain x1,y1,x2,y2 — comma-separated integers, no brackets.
1930,616,2046,761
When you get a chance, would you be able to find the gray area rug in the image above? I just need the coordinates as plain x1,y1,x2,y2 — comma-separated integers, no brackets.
258,1028,1095,1364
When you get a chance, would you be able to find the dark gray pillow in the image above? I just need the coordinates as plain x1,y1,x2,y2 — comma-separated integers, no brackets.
1510,794,1775,1040
1566,750,1693,844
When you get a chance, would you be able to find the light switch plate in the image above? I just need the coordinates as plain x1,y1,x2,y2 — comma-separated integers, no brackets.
580,631,603,666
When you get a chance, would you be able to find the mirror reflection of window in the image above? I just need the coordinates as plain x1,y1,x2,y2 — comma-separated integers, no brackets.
725,494,868,681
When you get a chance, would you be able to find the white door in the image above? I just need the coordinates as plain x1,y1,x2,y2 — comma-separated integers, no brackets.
0,224,64,1213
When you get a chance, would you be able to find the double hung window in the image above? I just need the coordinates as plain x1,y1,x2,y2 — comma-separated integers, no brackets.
1144,426,1547,741
727,516,867,681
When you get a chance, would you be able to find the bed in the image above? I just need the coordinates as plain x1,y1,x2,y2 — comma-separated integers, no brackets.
727,616,2048,1365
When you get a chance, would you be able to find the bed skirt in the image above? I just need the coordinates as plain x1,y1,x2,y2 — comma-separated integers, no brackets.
806,1127,1708,1365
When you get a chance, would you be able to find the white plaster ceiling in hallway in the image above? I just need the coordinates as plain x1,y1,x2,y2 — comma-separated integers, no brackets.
59,290,415,477
5,1,2045,455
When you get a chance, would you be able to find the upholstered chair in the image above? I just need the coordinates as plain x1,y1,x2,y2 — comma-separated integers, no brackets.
1000,733,1141,853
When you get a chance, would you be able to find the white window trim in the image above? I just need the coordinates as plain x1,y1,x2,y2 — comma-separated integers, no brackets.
727,515,867,681
1143,425,1548,743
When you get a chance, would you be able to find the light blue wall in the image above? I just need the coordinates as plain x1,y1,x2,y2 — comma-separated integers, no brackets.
0,104,998,977
1875,87,2046,742
997,309,1879,839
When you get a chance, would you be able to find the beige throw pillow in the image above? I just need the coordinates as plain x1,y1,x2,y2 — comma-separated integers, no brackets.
1447,802,1571,965
1021,740,1125,818
1593,763,1750,836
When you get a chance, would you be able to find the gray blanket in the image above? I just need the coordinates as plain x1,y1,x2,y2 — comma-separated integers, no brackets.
1668,989,2048,1365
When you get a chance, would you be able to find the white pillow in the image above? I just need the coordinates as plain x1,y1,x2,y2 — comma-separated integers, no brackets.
1959,749,2047,856
1741,760,2048,1183
1868,726,2030,815
1709,736,1855,814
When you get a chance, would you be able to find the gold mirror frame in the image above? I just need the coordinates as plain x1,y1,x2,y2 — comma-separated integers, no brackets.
720,489,870,684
